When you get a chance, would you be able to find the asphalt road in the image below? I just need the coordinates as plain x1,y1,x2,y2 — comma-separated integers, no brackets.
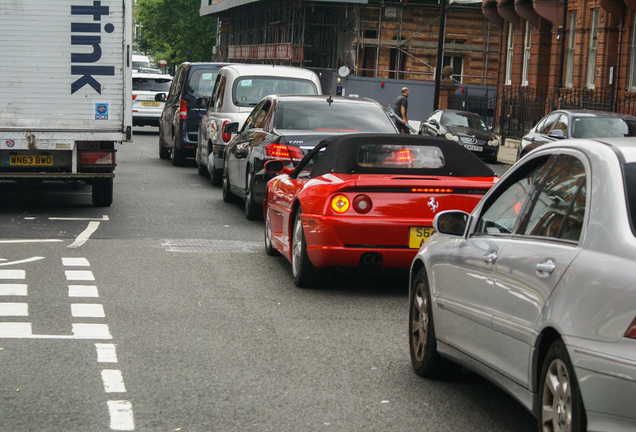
0,128,533,431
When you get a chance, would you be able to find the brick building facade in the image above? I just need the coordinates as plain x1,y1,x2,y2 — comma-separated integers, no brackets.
483,0,636,136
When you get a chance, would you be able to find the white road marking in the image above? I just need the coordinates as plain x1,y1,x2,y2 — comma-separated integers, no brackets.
0,303,28,316
62,257,90,267
0,323,112,339
49,215,110,221
65,270,95,281
68,221,101,248
0,284,28,296
71,303,105,318
96,343,118,363
68,285,99,297
0,239,62,244
0,270,26,279
101,370,127,393
0,257,45,267
107,400,135,431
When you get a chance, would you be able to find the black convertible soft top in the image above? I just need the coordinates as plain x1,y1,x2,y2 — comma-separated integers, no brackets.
307,133,496,178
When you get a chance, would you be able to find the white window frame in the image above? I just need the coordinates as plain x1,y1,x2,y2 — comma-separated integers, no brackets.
586,8,599,89
505,24,514,85
629,11,636,91
565,11,576,88
522,22,531,86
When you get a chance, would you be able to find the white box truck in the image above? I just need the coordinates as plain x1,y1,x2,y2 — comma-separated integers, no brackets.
0,0,132,206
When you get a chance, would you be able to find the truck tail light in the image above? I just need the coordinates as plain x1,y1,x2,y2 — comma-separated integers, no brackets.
80,151,115,166
132,95,137,100
222,120,232,143
264,143,303,162
179,99,188,120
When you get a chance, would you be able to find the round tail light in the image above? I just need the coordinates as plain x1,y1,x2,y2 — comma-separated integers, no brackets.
330,195,350,213
353,194,372,214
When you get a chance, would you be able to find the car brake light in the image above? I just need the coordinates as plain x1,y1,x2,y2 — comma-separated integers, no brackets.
331,195,350,213
132,95,137,100
353,194,372,214
179,99,187,120
222,120,232,143
80,151,114,165
411,188,454,193
394,149,413,163
625,317,636,339
264,143,303,162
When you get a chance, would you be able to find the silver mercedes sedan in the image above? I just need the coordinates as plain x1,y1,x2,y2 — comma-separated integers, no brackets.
409,137,636,431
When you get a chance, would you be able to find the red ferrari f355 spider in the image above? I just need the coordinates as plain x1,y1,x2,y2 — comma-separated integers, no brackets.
263,134,498,287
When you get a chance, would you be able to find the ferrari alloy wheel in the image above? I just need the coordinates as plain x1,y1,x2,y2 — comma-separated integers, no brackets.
539,340,586,432
409,268,461,378
264,204,279,256
291,209,319,288
245,170,262,220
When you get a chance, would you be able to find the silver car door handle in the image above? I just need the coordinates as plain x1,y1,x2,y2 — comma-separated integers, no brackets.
536,259,556,274
483,251,498,264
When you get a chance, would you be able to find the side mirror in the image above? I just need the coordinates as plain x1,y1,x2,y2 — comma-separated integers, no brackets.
433,210,470,236
223,122,239,134
264,160,293,175
154,93,167,102
548,129,565,139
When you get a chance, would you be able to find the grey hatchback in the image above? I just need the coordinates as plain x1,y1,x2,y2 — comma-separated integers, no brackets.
409,137,636,431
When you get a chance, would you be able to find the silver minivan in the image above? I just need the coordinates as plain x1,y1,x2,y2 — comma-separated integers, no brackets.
196,64,322,184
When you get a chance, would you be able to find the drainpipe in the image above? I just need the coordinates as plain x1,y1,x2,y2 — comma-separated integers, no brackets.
434,0,448,110
558,0,568,90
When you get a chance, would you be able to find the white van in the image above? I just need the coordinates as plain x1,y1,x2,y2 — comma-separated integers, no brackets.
132,54,151,71
196,64,322,184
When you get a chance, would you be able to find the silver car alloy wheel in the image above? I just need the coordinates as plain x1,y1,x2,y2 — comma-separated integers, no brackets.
291,215,303,278
411,279,429,363
542,358,572,432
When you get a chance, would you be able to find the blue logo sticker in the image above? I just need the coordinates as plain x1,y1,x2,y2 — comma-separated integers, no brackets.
95,103,109,120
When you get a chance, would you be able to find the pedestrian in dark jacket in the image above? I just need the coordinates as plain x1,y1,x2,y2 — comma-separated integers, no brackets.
394,87,410,134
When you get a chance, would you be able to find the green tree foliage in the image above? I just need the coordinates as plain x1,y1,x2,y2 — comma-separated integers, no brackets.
135,0,217,68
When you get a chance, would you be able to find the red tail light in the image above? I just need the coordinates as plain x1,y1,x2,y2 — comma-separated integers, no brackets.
411,188,454,193
222,120,232,143
80,151,114,165
179,99,188,120
353,194,372,214
132,95,137,100
625,317,636,339
394,149,413,163
264,143,303,162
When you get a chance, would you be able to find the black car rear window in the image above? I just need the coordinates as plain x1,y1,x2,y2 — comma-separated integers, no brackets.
623,163,636,236
233,77,317,107
133,77,172,92
274,100,396,132
187,70,219,97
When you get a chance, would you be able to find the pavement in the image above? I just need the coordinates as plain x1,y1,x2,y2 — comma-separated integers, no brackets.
497,137,519,165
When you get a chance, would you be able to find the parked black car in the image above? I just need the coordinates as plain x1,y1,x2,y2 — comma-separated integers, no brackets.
222,95,399,219
517,109,636,160
419,109,499,163
157,62,229,166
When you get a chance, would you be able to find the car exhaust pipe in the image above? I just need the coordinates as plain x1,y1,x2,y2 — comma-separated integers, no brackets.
360,252,383,268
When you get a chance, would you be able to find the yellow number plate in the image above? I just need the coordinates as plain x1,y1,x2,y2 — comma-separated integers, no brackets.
9,155,53,166
141,101,160,107
409,227,435,249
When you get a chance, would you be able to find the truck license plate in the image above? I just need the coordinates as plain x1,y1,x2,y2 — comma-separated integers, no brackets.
9,155,53,166
409,227,435,249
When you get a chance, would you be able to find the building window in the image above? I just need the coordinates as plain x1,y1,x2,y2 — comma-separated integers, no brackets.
505,23,514,85
522,22,531,86
629,11,636,91
565,11,577,88
586,8,599,89
443,56,464,83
